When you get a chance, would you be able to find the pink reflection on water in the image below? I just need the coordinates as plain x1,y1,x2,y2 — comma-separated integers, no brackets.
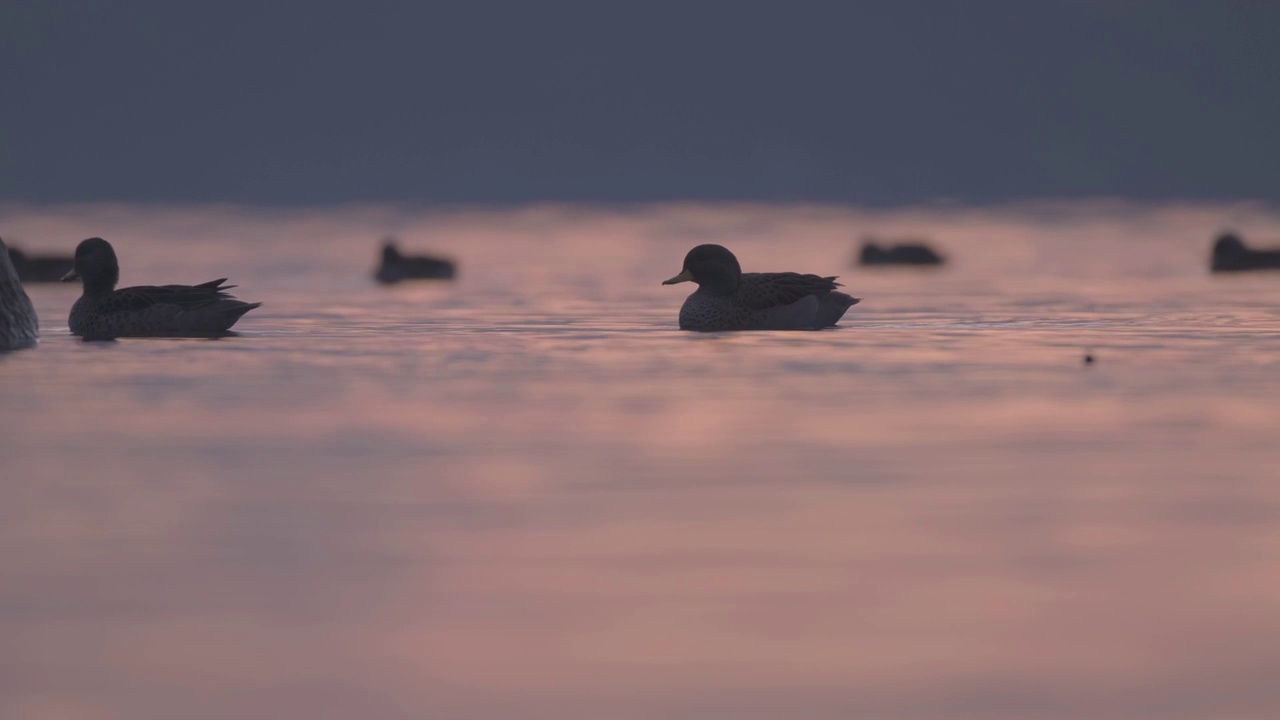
2,201,1280,718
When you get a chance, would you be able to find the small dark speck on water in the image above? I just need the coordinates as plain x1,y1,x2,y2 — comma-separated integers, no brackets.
1084,353,1095,365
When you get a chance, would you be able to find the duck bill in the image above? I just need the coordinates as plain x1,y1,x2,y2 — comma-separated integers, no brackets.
61,268,79,282
662,268,694,285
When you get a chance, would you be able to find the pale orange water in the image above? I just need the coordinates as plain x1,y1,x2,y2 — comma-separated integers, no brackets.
2,201,1280,720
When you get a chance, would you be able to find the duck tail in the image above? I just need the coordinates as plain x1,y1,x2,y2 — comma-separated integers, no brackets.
817,291,859,327
219,300,262,325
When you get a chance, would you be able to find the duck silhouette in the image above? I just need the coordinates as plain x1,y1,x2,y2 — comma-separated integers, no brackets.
6,245,75,283
63,237,261,339
857,239,945,266
375,240,456,283
1210,232,1280,272
662,244,860,331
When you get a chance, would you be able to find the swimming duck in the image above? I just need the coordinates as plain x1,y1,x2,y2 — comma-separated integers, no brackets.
662,244,860,331
1210,232,1280,272
6,245,75,282
63,237,261,339
0,238,38,350
858,240,945,266
374,239,456,283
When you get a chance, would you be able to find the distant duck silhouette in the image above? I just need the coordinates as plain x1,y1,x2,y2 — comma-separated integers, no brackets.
0,238,38,350
63,237,261,339
1210,232,1280,272
375,240,456,283
6,245,75,283
662,244,860,331
857,239,945,266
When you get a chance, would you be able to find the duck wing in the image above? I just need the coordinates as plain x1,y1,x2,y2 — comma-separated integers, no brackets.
107,279,240,312
737,272,842,310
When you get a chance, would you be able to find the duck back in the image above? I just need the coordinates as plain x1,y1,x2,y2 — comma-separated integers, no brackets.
678,273,859,331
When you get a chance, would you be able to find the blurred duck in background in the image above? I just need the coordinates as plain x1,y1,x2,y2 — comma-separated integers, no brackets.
857,237,945,266
1210,231,1280,272
375,238,456,283
6,244,75,283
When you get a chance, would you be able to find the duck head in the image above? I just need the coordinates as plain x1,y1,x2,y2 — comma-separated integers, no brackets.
63,237,119,293
381,239,402,265
662,244,742,295
1213,232,1246,258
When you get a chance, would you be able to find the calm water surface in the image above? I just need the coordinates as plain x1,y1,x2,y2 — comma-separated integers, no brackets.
2,202,1280,719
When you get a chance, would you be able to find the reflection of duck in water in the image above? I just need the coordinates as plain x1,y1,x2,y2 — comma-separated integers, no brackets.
857,238,945,266
1210,232,1280,272
0,238,38,350
6,245,75,283
64,237,261,339
374,239,456,283
662,244,859,331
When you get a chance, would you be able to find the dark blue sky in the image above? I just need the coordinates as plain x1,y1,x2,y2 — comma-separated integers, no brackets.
2,1,1278,205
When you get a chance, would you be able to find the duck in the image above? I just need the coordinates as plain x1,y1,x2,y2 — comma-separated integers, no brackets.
662,244,860,331
0,237,39,350
63,237,261,339
6,244,75,282
1210,232,1280,272
857,239,945,266
374,239,456,283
